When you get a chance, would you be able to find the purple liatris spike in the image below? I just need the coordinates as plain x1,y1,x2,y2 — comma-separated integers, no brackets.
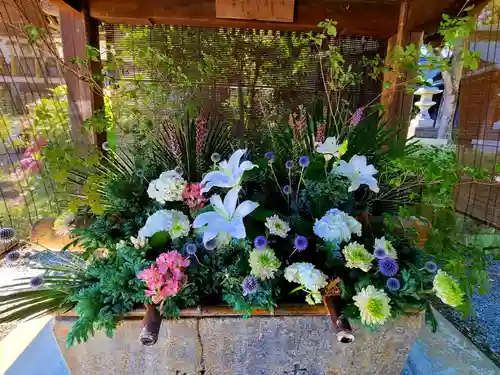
386,278,400,291
350,107,364,126
378,257,399,277
298,156,309,168
168,132,181,160
254,236,267,249
294,235,308,251
195,117,208,154
242,275,260,296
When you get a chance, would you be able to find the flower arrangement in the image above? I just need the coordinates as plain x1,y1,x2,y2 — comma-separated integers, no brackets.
2,108,494,347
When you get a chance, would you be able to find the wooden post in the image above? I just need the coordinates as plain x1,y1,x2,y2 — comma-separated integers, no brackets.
82,0,106,150
59,9,92,141
380,0,423,148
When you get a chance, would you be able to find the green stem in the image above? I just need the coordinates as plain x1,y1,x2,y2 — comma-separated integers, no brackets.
296,168,304,205
269,163,287,202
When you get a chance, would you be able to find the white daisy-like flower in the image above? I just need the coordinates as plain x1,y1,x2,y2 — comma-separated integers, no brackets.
147,169,186,204
265,215,291,238
313,209,361,244
285,262,328,305
353,285,391,326
342,242,374,272
130,236,148,249
249,248,281,280
373,237,397,259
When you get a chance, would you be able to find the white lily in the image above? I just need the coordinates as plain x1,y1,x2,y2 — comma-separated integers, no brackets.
316,137,346,161
334,155,379,193
192,187,259,246
200,149,256,193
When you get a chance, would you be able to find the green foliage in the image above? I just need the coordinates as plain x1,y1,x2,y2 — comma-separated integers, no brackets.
377,146,500,314
0,256,88,324
66,247,150,346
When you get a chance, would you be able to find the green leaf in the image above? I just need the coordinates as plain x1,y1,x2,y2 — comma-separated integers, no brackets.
150,231,170,247
383,81,392,89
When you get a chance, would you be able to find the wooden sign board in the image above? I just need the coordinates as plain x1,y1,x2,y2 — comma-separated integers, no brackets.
216,0,295,23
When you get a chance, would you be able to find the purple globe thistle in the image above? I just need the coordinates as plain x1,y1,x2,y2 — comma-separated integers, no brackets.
174,166,183,175
378,257,399,277
283,185,291,195
424,261,438,273
386,278,401,291
6,250,20,262
298,155,310,168
211,153,221,163
264,152,275,162
204,239,217,251
294,235,308,251
254,236,268,249
101,141,110,151
285,160,294,169
185,243,197,255
242,275,260,296
374,247,387,259
29,275,44,288
0,228,15,242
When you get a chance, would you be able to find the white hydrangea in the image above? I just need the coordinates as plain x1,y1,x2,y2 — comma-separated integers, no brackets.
265,215,291,238
147,169,186,204
313,209,361,244
169,210,191,239
284,262,328,305
138,209,190,239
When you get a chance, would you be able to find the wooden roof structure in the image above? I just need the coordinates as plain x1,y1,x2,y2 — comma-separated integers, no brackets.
50,0,489,38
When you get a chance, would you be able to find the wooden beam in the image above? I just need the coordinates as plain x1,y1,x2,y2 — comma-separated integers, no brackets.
81,0,401,38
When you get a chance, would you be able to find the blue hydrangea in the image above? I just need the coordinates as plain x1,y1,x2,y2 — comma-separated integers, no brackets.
379,257,399,277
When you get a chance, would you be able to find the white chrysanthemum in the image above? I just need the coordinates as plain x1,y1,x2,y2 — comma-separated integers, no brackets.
374,237,397,259
433,270,464,307
169,210,191,239
313,209,360,244
284,262,328,305
138,209,190,239
353,285,391,325
342,242,374,272
249,248,281,280
265,215,290,238
147,169,186,204
130,236,148,249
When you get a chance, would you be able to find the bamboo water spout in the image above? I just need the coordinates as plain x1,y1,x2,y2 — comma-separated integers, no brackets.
139,304,162,346
323,279,354,343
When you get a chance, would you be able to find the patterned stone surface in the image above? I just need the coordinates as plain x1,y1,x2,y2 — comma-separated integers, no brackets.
54,314,422,375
